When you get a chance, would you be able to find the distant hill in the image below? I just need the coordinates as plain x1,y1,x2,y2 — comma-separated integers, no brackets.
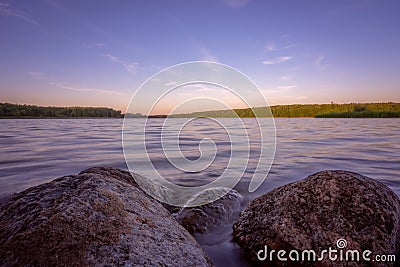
170,102,400,118
0,103,123,118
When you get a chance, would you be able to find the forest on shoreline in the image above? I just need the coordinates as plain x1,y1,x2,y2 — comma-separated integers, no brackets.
0,103,122,118
1,102,399,118
170,102,400,118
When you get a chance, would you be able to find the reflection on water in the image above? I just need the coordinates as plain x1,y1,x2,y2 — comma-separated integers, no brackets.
0,118,399,266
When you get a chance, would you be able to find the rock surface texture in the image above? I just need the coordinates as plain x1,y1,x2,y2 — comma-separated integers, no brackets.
0,167,213,266
174,188,242,234
233,170,400,266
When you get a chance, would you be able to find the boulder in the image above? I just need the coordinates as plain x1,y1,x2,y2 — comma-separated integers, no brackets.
0,167,213,266
173,188,242,234
233,170,400,266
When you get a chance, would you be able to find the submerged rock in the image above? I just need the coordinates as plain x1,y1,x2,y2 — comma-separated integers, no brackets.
0,167,213,266
173,188,242,234
233,170,400,266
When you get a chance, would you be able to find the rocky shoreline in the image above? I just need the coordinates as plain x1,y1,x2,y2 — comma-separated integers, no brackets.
0,167,213,266
1,167,399,266
233,170,400,266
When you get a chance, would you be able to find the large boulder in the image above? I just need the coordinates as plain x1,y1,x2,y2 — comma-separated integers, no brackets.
233,170,400,266
173,188,243,234
0,167,213,266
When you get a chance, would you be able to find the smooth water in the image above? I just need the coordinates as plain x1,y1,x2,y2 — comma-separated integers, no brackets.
0,118,399,266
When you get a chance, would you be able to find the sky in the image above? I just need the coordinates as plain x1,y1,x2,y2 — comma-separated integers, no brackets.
0,0,399,114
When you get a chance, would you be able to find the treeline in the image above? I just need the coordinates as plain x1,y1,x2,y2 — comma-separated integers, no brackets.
171,102,400,118
5,102,399,119
316,111,400,118
271,102,400,118
0,103,123,118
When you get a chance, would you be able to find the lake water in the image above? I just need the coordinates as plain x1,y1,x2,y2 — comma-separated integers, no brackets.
0,118,399,266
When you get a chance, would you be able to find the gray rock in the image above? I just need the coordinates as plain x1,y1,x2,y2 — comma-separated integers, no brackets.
233,170,400,266
173,188,242,234
0,167,213,266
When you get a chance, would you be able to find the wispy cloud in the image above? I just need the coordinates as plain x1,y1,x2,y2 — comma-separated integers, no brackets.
330,1,372,16
221,0,251,8
280,33,291,39
50,82,122,95
83,42,106,49
103,54,137,74
262,56,292,65
174,83,232,97
315,54,328,70
262,91,308,105
198,47,219,62
266,43,296,52
184,83,217,92
43,0,68,13
280,75,292,81
165,81,179,87
277,85,297,90
316,55,324,65
264,84,297,94
0,2,39,25
27,71,46,79
265,44,275,52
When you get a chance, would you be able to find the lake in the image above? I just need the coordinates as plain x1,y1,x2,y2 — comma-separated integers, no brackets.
0,118,399,266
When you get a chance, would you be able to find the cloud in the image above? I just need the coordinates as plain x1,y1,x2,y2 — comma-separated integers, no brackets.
27,71,46,79
266,43,296,52
83,42,106,49
331,1,372,16
199,47,219,62
277,85,297,90
165,82,225,93
103,54,118,62
0,2,39,25
262,91,308,105
280,75,292,81
265,44,275,52
169,83,225,97
50,82,122,95
171,85,240,108
316,55,324,65
221,0,251,8
315,55,328,70
43,0,68,13
262,56,292,65
165,81,179,87
184,84,217,92
263,84,296,94
103,54,137,74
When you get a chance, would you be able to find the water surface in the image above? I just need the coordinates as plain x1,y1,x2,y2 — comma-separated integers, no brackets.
0,118,399,266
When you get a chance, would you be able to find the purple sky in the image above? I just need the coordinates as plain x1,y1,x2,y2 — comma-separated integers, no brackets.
1,0,399,112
